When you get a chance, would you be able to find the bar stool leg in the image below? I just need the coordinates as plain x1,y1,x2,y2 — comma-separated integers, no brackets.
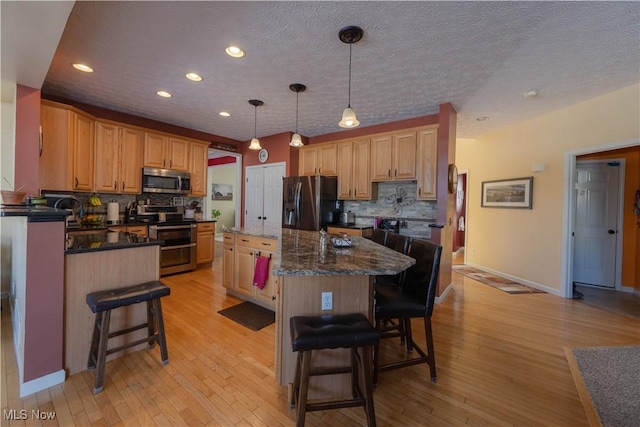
361,345,377,427
146,300,156,349
153,298,169,364
87,312,102,371
93,309,112,394
296,350,312,427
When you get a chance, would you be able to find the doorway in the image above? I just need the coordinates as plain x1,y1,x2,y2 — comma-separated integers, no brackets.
573,160,622,289
562,140,638,299
205,149,242,240
452,171,467,257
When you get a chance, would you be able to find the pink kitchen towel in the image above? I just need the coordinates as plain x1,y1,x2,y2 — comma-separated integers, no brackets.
253,256,270,290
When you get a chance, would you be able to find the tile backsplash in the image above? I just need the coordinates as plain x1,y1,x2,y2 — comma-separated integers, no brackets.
344,181,437,239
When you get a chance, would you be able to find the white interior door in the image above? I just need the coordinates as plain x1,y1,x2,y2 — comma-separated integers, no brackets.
244,163,285,230
573,161,621,288
262,163,284,229
244,167,263,230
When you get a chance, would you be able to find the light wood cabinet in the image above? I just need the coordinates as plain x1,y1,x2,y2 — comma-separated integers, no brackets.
143,132,190,171
417,127,438,199
107,225,148,237
223,232,277,308
327,226,373,238
298,143,337,176
196,222,215,266
336,138,375,200
94,121,143,194
189,142,208,196
39,102,95,192
222,232,235,289
371,131,417,181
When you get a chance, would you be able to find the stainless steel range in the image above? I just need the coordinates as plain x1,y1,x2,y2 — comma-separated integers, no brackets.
139,205,197,276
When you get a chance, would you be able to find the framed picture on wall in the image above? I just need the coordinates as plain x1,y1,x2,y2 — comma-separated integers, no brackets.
481,177,533,209
212,183,233,200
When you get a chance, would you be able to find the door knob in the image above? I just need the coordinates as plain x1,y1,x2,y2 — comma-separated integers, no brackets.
608,230,616,234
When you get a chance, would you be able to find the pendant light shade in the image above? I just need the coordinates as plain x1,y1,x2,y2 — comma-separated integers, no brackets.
248,99,263,150
338,26,363,129
289,83,306,147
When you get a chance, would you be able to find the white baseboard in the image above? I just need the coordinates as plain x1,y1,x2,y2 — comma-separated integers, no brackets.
20,369,65,398
463,262,561,296
435,282,452,304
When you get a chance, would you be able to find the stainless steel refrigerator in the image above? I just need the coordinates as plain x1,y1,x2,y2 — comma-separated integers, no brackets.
282,176,341,231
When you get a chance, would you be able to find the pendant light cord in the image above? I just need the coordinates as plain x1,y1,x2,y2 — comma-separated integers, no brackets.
254,105,257,138
295,91,299,133
347,42,352,108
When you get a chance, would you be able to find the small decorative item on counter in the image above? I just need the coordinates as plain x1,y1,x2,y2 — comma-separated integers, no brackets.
211,209,221,220
330,235,354,248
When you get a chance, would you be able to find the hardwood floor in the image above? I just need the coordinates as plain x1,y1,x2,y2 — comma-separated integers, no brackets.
2,244,639,426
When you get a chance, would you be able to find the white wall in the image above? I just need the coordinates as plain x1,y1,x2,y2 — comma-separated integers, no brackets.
456,83,640,293
1,91,17,295
207,163,237,234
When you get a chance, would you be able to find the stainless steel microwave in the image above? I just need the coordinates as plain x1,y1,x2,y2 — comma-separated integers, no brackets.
142,167,191,195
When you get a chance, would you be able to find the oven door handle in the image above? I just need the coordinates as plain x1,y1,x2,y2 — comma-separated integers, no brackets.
151,224,197,231
160,243,196,250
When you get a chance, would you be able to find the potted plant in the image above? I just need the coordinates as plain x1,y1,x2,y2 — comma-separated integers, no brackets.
211,209,221,221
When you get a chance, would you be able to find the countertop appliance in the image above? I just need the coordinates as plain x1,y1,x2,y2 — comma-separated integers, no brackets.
282,176,341,231
339,210,356,226
378,218,400,233
142,167,191,195
136,204,184,223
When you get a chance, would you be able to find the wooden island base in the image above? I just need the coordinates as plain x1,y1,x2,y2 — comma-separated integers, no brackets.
65,245,160,375
276,275,373,399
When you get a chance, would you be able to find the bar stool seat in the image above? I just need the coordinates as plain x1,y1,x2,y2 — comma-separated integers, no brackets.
290,313,379,427
86,280,170,393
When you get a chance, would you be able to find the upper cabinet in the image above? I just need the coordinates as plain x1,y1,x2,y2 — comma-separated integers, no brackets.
94,121,143,194
337,139,375,200
298,143,337,176
143,133,190,171
39,101,95,192
371,131,417,181
416,127,438,200
189,141,209,197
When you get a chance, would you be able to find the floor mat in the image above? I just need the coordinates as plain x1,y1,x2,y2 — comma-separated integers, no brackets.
453,265,545,294
218,301,275,331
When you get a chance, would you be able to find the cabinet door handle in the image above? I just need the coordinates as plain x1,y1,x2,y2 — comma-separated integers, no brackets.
75,177,79,188
241,238,249,242
114,180,117,190
39,127,43,157
319,167,322,174
418,187,421,196
388,169,391,177
122,181,125,191
170,160,173,168
395,169,397,177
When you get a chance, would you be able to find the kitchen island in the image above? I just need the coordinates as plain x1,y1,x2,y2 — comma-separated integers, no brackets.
64,231,162,375
271,229,415,399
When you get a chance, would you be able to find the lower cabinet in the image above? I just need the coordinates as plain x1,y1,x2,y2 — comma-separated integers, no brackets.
107,225,148,237
327,226,373,238
196,222,215,267
222,232,277,308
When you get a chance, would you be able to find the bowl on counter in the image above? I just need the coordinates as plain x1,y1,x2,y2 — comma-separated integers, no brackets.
80,214,104,226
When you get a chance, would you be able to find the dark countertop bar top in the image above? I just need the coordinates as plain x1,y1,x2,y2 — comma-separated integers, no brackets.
0,205,69,222
272,229,415,277
67,219,215,232
329,224,374,230
65,231,162,254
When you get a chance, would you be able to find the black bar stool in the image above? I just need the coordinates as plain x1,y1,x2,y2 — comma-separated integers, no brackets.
290,313,380,427
86,280,170,393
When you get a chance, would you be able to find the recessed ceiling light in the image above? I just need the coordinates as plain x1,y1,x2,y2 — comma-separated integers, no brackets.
476,116,489,121
219,111,230,117
225,46,245,58
185,72,202,82
523,89,538,98
156,91,172,98
72,63,93,73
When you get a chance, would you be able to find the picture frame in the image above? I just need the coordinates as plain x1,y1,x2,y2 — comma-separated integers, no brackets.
212,183,233,200
481,177,533,209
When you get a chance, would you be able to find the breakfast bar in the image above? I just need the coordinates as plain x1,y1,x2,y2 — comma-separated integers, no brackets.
271,229,415,399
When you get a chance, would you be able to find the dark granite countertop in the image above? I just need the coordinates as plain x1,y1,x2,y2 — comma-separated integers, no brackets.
272,229,415,277
65,231,162,254
0,205,69,222
67,219,215,232
328,224,374,230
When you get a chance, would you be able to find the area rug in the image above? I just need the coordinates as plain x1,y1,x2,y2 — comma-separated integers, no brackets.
452,265,545,294
564,345,640,427
218,301,275,331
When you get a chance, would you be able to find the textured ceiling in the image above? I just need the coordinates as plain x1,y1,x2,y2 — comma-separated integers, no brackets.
38,1,640,142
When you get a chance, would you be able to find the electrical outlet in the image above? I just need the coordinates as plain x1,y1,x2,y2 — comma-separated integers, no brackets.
321,292,333,310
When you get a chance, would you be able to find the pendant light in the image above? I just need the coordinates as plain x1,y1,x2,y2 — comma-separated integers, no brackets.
289,83,306,147
248,99,263,150
338,26,363,128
